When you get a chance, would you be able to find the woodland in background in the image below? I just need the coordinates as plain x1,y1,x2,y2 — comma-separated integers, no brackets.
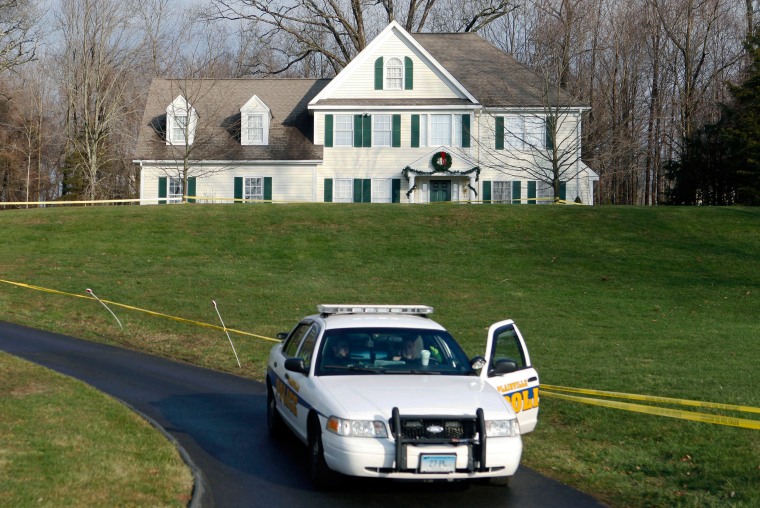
1,0,759,206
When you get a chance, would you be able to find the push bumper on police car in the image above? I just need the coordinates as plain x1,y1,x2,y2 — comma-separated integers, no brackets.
320,407,522,480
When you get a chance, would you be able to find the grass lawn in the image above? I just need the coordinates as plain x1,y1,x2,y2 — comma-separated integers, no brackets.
1,203,758,506
0,353,192,507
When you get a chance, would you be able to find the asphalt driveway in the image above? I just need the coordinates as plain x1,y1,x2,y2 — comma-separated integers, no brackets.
0,321,606,508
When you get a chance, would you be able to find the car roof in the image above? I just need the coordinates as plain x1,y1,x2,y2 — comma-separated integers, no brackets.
313,312,447,331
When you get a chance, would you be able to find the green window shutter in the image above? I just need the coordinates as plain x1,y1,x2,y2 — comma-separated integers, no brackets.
354,115,363,147
324,114,333,148
546,116,555,151
512,180,521,204
234,177,243,203
559,181,567,201
158,176,167,205
404,57,413,90
324,178,333,202
264,177,272,202
392,178,401,203
528,181,537,204
461,114,471,148
187,177,196,203
392,114,401,147
483,180,492,203
375,57,384,90
495,117,504,150
363,179,371,202
411,114,420,148
353,178,363,202
362,115,371,147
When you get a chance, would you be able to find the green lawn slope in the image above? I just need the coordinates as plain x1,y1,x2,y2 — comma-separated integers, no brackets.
1,203,758,507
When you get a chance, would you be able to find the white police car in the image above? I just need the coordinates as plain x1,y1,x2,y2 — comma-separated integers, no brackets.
266,305,539,488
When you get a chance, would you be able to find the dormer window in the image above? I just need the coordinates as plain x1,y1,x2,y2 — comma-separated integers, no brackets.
241,95,270,145
166,95,197,145
385,57,403,90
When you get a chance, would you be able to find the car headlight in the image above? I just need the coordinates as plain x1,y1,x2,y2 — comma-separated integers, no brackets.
326,416,388,437
485,418,520,437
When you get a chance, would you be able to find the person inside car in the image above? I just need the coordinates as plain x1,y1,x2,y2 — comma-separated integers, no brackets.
393,337,421,362
326,338,351,365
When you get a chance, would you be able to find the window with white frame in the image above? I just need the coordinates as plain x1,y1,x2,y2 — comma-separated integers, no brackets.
431,114,452,145
373,115,392,147
335,115,353,146
493,181,511,204
168,177,183,202
171,114,187,144
505,116,525,150
371,179,391,203
247,114,264,144
245,176,264,201
334,178,353,202
385,57,403,90
525,116,545,149
453,115,462,147
502,115,545,150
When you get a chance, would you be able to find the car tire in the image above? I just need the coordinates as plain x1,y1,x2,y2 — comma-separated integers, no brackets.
309,419,339,489
267,384,285,439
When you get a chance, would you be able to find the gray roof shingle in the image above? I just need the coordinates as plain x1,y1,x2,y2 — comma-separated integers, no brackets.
412,32,581,108
134,78,330,161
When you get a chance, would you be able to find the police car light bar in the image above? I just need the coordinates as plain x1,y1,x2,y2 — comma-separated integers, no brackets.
317,304,434,316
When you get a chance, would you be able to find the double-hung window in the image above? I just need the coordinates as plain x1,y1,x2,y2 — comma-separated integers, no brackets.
335,115,353,147
247,114,264,144
505,116,525,150
172,115,187,144
371,179,391,203
168,177,183,203
493,181,511,204
431,114,452,146
333,178,353,203
525,116,545,149
419,114,428,147
385,57,403,90
373,115,392,147
245,176,264,201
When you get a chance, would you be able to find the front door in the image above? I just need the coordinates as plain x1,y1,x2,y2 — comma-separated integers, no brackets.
481,320,540,433
430,180,451,202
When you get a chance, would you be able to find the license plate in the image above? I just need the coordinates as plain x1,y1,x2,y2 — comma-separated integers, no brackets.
419,454,456,473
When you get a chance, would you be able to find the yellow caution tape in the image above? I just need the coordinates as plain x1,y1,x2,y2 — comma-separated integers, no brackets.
542,384,760,414
542,389,760,430
0,278,279,343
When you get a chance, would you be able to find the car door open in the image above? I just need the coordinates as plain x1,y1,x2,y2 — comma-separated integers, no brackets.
481,320,540,433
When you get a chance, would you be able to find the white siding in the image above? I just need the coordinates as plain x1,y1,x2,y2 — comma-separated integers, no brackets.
139,164,319,204
328,36,465,100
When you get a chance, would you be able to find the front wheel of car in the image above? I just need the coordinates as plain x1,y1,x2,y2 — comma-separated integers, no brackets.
309,421,339,489
267,385,285,439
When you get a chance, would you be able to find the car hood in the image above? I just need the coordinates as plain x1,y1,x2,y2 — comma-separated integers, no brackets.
315,375,514,420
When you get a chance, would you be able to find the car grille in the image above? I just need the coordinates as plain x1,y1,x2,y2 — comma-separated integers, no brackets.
390,417,477,442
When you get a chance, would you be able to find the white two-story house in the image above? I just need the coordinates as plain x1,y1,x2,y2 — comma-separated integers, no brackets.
134,21,598,205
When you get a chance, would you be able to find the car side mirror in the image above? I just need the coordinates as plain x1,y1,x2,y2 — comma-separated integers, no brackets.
490,358,518,375
276,332,289,340
284,358,309,374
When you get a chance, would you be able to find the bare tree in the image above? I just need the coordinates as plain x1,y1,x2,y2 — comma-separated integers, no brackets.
208,0,517,76
0,0,38,77
55,0,145,201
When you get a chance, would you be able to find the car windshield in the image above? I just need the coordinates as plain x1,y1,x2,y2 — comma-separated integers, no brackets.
315,327,474,376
